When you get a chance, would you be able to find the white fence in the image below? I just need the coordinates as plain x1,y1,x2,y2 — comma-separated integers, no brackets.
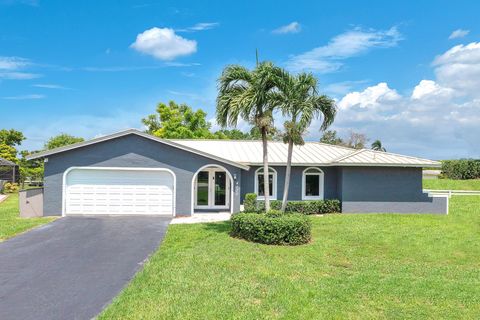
424,189,480,197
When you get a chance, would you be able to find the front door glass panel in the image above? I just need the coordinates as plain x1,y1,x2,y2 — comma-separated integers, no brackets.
214,172,226,206
196,171,209,206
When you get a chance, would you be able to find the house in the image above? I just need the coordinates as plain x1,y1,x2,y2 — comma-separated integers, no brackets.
23,129,448,217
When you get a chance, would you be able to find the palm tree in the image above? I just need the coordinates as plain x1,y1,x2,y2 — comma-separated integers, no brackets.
272,71,336,212
216,61,281,211
371,140,386,152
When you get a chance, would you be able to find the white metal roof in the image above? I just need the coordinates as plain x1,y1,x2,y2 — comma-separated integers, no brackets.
171,139,440,167
26,129,440,168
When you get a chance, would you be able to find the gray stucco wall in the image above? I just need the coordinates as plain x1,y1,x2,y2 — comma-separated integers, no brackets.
43,134,242,216
339,167,447,214
240,166,339,202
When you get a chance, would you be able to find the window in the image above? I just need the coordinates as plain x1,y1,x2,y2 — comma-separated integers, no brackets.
254,167,277,200
302,167,324,200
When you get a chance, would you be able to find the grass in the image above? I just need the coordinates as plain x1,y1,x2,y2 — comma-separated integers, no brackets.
423,178,480,190
100,196,480,319
0,193,55,241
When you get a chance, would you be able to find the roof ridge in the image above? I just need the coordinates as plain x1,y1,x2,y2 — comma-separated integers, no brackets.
330,149,366,163
358,148,439,163
169,139,359,151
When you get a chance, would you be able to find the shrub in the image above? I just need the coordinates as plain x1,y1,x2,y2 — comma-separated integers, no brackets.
231,213,311,245
247,198,341,214
441,160,480,180
3,182,19,193
243,193,258,212
265,209,283,218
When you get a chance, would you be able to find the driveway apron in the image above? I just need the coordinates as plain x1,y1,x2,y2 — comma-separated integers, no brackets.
0,216,171,320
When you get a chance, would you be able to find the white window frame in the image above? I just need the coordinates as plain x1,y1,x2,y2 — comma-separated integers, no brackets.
302,167,324,200
254,167,277,200
193,167,230,210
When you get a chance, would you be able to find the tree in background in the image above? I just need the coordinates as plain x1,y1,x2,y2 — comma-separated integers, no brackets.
345,131,368,149
217,62,282,211
143,101,220,139
0,128,25,164
371,140,386,152
0,143,17,162
18,150,44,187
320,130,370,149
45,133,84,150
272,70,336,212
320,130,343,145
215,129,253,140
0,129,25,147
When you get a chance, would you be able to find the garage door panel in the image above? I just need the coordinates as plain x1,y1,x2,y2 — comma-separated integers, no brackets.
65,168,174,216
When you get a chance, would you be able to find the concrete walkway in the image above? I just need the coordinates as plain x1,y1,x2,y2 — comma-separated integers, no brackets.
0,215,171,320
171,212,231,224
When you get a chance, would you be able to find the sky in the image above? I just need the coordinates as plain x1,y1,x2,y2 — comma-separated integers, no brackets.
0,0,479,159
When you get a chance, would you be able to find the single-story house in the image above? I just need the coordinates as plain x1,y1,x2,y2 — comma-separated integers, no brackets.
24,129,447,217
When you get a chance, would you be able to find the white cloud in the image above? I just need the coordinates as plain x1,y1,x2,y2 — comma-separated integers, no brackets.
306,43,480,158
286,26,403,73
449,29,470,40
411,80,454,101
338,82,400,110
2,94,45,100
177,22,219,32
0,56,41,79
130,27,197,60
0,72,41,79
433,42,480,97
32,83,68,89
323,80,369,96
272,22,301,34
0,56,30,70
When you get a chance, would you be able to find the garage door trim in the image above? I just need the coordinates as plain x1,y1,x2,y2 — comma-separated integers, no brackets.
62,166,176,217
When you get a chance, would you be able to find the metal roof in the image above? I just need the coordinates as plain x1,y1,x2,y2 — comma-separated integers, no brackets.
26,129,440,168
0,157,17,166
171,139,441,168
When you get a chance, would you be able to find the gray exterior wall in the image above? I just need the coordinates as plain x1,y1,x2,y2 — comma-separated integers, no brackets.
240,166,339,202
339,167,447,214
43,134,242,216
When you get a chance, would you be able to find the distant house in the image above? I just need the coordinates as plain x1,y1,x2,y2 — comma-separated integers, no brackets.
24,129,448,217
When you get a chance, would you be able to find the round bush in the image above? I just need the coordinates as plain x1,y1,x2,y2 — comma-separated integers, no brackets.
230,213,311,246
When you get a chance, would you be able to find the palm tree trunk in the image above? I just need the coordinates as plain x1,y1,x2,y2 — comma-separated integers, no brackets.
281,139,294,212
261,127,270,212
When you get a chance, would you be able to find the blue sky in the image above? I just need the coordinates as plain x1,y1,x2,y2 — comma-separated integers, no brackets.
1,0,479,159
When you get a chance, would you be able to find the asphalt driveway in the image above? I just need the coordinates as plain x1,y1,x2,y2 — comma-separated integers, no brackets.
0,215,171,320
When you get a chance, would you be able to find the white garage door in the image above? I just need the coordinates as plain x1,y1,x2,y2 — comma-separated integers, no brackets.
64,168,174,216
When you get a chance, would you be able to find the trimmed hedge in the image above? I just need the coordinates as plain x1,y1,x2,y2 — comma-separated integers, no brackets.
441,160,480,180
231,212,311,245
244,193,257,212
243,193,341,214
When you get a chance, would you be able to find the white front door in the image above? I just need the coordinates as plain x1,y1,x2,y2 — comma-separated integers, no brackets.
194,168,230,209
64,168,175,216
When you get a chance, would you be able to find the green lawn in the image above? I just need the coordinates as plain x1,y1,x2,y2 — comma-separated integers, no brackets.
0,193,55,241
423,178,480,191
100,196,480,319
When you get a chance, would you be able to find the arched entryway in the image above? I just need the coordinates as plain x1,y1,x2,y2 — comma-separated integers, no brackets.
191,164,234,215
